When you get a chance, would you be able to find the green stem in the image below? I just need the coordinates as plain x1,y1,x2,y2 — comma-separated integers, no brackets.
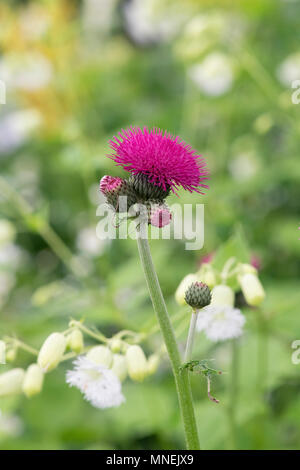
228,339,239,449
184,310,198,362
136,231,200,450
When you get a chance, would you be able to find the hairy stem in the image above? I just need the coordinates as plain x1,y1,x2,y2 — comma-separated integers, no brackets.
136,231,200,450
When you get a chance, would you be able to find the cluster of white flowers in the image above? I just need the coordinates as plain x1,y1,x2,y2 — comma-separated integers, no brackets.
196,304,245,342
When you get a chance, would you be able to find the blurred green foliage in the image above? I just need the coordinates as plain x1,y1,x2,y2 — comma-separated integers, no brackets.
0,0,300,450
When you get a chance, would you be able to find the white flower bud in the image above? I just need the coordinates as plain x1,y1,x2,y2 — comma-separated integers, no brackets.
38,332,66,372
67,329,84,354
6,347,17,363
201,268,216,289
147,354,160,376
86,345,113,367
239,263,257,275
0,368,25,397
175,274,198,306
126,345,148,382
0,219,16,246
22,364,44,398
110,339,122,353
111,354,127,382
211,285,234,307
0,340,6,364
239,273,265,307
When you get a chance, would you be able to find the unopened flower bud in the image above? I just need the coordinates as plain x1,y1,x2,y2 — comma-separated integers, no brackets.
111,354,127,382
110,339,122,354
198,265,217,289
147,354,160,375
239,263,257,275
239,273,265,307
126,345,148,382
67,329,84,354
100,175,137,212
211,284,234,307
86,345,113,368
38,332,66,372
148,203,172,228
175,274,198,306
185,282,211,309
22,364,44,398
6,347,17,363
0,368,25,397
0,340,6,364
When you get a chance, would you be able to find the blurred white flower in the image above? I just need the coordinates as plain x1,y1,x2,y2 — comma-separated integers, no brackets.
277,52,300,86
0,219,16,246
123,0,181,46
0,243,23,269
0,52,53,92
189,52,234,97
0,412,23,438
82,0,117,34
196,305,245,342
229,152,259,181
66,356,125,409
0,109,42,154
76,226,110,257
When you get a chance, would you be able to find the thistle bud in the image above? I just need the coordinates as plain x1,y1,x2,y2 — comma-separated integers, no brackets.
147,354,160,376
175,274,198,306
86,345,113,368
148,203,172,228
0,368,25,397
111,354,127,382
100,175,138,212
67,329,84,354
110,338,123,354
184,282,211,309
126,345,148,382
38,332,66,372
0,340,6,364
128,173,170,202
238,273,265,307
211,285,234,307
22,364,44,398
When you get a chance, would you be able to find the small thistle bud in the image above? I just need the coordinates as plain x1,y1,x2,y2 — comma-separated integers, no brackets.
128,173,170,202
0,340,6,364
126,345,148,382
175,274,198,306
0,368,25,397
111,354,127,382
110,338,123,354
86,345,113,368
239,273,265,307
147,354,160,376
148,203,172,228
184,282,211,309
6,346,17,363
211,285,234,307
22,364,44,398
38,332,66,372
67,329,84,354
99,175,138,212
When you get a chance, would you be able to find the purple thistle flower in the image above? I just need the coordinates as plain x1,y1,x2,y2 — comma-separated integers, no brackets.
108,127,209,195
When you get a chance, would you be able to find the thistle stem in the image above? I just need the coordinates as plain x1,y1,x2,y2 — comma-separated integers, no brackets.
184,310,199,362
136,231,200,450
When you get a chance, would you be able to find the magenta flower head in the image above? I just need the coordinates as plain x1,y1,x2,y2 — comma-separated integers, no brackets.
108,127,209,199
99,175,137,212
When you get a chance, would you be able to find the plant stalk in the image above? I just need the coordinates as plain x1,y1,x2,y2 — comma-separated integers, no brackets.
136,231,200,450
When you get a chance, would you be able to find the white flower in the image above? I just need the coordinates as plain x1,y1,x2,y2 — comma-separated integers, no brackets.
76,226,110,257
277,52,300,86
196,304,245,342
66,356,125,409
189,52,234,97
